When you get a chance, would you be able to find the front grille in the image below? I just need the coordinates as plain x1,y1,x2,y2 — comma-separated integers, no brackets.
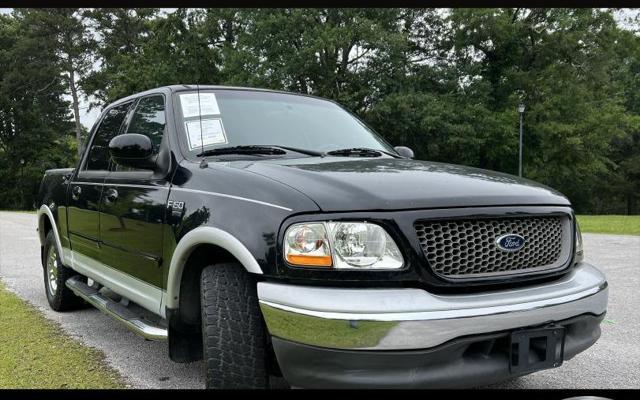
415,215,570,279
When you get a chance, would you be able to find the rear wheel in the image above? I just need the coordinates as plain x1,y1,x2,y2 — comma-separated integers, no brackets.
200,263,269,389
43,231,85,311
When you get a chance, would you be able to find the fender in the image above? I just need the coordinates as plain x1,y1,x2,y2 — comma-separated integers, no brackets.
37,204,69,266
164,226,263,310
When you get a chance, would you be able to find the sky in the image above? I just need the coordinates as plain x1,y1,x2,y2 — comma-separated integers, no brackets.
1,7,638,130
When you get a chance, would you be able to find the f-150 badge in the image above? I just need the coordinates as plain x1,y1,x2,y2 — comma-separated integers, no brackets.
167,200,184,210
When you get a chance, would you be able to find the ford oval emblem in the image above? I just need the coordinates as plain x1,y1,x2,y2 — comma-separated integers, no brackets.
496,234,525,252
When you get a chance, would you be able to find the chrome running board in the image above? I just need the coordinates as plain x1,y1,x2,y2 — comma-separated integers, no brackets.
66,276,168,341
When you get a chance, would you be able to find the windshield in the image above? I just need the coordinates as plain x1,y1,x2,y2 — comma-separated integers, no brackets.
175,89,395,156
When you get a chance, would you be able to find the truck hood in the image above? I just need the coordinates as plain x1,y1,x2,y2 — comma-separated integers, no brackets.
238,157,570,212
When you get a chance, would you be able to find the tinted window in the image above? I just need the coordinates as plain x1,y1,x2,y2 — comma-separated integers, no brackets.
86,102,132,171
126,95,166,152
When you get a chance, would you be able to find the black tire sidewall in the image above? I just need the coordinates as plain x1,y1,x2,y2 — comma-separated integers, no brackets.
43,231,83,311
43,231,62,307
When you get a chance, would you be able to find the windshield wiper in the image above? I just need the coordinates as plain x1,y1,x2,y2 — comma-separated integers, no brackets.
267,145,324,157
325,147,384,157
198,145,396,159
197,144,324,158
197,145,287,157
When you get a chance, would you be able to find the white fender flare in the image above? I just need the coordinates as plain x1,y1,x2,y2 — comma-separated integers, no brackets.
164,226,263,310
37,205,68,265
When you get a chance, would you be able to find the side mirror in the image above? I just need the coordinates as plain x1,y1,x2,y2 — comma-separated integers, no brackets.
109,133,156,170
394,146,414,159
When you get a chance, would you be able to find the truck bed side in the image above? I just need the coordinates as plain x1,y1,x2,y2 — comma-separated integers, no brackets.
37,168,74,264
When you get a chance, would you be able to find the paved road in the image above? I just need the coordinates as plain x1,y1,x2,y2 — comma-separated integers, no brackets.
0,211,638,389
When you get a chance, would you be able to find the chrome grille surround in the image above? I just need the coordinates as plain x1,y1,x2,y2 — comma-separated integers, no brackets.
415,215,572,279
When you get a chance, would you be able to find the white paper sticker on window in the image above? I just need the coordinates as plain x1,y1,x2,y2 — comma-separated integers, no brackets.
185,118,227,149
180,93,221,118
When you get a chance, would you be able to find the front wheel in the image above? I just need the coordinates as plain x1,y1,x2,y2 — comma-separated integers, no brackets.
200,263,269,389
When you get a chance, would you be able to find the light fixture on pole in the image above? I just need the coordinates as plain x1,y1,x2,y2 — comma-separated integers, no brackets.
518,103,525,177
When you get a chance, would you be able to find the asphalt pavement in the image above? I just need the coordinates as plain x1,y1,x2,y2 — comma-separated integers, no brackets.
0,211,638,389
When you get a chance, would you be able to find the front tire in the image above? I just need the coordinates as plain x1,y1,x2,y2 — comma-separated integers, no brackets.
200,263,268,389
43,231,85,311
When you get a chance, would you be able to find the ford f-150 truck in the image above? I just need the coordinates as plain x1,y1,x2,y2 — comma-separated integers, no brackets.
36,85,608,389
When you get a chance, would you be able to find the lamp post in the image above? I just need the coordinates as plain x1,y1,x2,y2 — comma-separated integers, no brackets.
19,158,25,209
518,103,525,177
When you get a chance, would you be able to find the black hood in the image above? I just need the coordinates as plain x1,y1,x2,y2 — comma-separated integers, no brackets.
235,157,570,212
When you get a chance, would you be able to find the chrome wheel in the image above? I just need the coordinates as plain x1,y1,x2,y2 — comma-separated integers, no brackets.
46,246,59,297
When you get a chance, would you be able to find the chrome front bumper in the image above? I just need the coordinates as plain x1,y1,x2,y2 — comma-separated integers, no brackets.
258,263,608,351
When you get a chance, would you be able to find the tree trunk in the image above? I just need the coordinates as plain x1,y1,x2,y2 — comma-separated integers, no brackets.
69,69,83,157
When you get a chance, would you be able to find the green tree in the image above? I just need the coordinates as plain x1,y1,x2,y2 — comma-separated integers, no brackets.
439,8,635,212
135,8,225,86
596,24,640,214
16,9,95,156
83,8,160,103
227,9,421,112
0,12,74,209
1,8,637,214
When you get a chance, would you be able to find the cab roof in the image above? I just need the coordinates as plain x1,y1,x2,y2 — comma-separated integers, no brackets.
107,84,317,109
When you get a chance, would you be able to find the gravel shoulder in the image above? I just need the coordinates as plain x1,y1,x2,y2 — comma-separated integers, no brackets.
0,211,638,389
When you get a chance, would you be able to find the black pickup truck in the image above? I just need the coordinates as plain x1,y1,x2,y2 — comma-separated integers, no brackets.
36,85,608,389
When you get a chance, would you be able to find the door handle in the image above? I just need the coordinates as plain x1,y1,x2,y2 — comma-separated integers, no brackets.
71,185,81,200
105,188,118,204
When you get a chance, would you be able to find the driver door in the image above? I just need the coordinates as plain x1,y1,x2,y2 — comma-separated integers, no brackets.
98,94,170,291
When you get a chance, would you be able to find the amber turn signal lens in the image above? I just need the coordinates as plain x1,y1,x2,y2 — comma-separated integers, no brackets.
286,254,333,267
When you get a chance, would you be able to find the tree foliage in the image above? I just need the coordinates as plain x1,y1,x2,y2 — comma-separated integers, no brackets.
0,11,74,209
0,8,638,213
18,9,95,157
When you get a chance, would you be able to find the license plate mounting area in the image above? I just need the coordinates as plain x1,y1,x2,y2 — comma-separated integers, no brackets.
509,325,565,375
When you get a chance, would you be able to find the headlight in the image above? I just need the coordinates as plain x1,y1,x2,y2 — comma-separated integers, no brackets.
284,223,332,267
284,221,404,270
575,220,584,264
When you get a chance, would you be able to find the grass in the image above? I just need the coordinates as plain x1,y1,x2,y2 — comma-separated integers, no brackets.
0,281,125,389
261,305,397,349
576,215,640,236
